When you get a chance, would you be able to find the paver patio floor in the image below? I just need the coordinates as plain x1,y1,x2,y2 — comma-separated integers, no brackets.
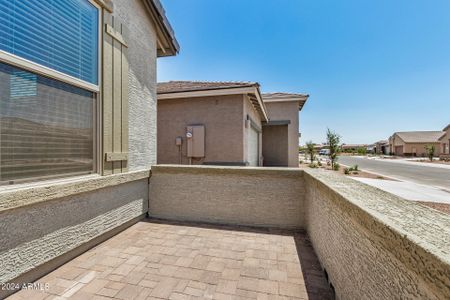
9,220,333,300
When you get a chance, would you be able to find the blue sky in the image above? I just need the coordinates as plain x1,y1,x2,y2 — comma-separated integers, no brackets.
157,0,450,144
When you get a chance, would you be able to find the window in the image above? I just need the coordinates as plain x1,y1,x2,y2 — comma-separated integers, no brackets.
0,0,99,184
0,0,99,84
0,62,95,183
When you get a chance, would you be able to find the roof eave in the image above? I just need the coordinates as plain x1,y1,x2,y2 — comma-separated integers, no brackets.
143,0,180,57
157,85,268,122
263,95,309,111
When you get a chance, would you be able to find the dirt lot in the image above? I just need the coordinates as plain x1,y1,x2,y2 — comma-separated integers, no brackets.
417,202,450,215
299,159,393,180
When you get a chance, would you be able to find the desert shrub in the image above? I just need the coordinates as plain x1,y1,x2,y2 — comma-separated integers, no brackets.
353,164,359,171
344,168,350,175
309,162,318,168
317,160,322,167
424,144,435,161
333,162,340,171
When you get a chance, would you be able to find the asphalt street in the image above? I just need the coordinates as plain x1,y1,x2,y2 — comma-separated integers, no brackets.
338,156,450,190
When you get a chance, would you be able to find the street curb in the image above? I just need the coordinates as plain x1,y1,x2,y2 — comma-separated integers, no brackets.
340,163,450,194
339,163,400,182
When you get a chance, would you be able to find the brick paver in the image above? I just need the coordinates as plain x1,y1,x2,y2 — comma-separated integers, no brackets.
8,220,333,299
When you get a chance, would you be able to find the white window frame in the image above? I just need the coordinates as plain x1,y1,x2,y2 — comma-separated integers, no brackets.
0,0,102,184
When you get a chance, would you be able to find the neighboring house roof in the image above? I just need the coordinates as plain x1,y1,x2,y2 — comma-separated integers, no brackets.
157,81,258,94
262,93,309,111
143,0,180,56
439,124,450,140
375,140,389,144
157,81,268,121
394,131,445,143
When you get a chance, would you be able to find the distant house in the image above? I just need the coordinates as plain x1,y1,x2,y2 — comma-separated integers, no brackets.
157,81,268,166
388,131,445,156
156,81,308,167
439,124,450,155
262,93,308,167
374,140,389,155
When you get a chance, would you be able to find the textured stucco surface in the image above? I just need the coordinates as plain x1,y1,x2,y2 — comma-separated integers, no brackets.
149,165,305,228
262,125,289,166
157,95,245,164
0,170,150,213
114,0,158,169
0,0,159,293
303,169,450,300
263,101,300,167
0,178,148,286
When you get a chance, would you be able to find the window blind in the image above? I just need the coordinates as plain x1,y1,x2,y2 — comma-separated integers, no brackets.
0,62,95,183
0,0,98,84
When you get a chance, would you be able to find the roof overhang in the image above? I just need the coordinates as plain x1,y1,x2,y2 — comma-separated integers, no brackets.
142,0,179,57
262,94,309,111
158,86,269,121
262,120,291,126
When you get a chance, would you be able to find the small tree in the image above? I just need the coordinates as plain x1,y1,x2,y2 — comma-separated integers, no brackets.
326,128,341,170
424,144,435,161
305,141,315,163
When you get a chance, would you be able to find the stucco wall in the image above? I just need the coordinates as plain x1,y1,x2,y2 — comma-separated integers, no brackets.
262,125,289,166
0,0,159,295
263,101,300,167
440,129,450,154
303,169,450,300
114,0,158,169
402,143,441,156
148,165,449,299
157,95,245,165
0,176,149,297
149,165,305,228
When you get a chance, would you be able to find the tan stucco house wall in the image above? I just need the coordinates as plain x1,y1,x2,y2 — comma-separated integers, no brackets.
157,82,267,166
262,93,308,167
439,125,450,155
0,0,178,295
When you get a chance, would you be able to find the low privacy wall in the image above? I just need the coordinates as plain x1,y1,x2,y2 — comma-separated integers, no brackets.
304,169,450,300
149,165,305,228
0,170,150,298
149,165,449,299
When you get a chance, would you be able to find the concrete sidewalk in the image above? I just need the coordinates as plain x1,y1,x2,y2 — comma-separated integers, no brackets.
351,177,450,204
374,157,450,170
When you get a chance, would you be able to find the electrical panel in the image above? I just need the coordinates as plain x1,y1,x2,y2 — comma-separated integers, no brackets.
186,125,205,157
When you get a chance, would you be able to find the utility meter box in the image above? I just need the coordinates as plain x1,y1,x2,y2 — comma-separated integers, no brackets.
186,125,205,157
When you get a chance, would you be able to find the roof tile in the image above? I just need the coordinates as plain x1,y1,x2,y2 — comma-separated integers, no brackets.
394,131,445,143
157,81,259,94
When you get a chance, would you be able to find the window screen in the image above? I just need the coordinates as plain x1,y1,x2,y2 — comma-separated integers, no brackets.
0,0,99,84
0,62,95,184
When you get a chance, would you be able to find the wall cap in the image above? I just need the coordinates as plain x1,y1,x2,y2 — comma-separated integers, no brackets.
0,170,151,213
152,164,304,177
304,168,450,296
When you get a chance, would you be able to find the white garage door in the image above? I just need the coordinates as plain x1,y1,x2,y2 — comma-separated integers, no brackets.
247,127,259,166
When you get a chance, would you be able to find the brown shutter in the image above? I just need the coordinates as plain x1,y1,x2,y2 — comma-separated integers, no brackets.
102,11,129,175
